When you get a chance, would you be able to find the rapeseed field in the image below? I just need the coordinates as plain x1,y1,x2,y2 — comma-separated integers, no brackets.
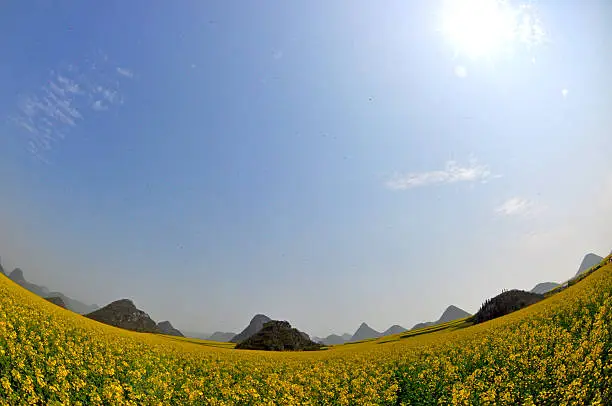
1,261,611,405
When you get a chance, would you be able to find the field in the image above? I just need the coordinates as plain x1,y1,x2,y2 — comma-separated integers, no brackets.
1,261,611,405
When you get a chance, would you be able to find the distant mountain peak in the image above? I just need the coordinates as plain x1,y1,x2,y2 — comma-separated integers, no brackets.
45,296,66,308
412,305,471,330
438,305,470,323
530,282,559,295
350,322,381,342
382,324,407,336
576,253,604,276
230,314,272,343
9,268,25,283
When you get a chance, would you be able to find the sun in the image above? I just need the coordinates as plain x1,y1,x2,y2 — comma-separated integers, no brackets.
440,0,544,59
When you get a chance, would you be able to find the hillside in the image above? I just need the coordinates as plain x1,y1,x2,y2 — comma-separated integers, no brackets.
474,290,544,324
0,254,610,403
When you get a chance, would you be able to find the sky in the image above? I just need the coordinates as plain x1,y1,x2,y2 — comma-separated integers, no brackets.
1,0,612,337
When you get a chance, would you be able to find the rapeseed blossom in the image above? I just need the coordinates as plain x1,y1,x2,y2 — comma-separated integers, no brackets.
0,262,610,404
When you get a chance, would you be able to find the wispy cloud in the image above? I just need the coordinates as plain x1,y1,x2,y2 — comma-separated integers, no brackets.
11,55,134,160
495,197,545,217
116,67,134,78
386,159,497,190
495,197,533,216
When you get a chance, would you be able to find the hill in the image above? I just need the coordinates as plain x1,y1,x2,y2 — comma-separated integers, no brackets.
85,299,160,333
235,320,322,351
314,334,346,345
7,268,98,314
576,253,604,276
474,290,544,324
412,305,471,330
230,314,271,343
530,282,560,294
208,332,236,342
45,296,66,308
350,322,381,341
382,325,407,336
157,321,184,337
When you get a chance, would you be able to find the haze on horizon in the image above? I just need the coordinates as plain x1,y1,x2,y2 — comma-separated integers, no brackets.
1,0,611,337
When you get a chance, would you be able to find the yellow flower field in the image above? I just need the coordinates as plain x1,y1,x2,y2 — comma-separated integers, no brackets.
1,260,611,405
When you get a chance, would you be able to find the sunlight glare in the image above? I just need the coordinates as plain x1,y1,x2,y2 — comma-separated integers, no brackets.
441,0,544,59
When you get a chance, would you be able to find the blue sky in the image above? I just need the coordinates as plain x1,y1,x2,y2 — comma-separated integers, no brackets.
1,1,611,336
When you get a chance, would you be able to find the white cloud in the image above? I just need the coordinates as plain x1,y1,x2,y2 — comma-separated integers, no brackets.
386,159,497,190
495,197,540,216
116,67,134,78
11,56,134,158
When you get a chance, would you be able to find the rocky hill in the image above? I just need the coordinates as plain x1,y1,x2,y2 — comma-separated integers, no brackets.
230,314,271,343
45,296,66,308
530,282,560,295
157,321,184,337
85,299,160,333
474,290,543,324
350,322,381,341
235,320,322,351
412,305,471,330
